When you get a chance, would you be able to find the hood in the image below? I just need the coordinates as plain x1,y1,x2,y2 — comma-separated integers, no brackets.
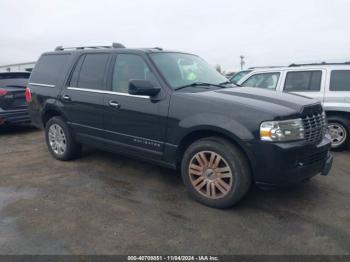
194,87,320,118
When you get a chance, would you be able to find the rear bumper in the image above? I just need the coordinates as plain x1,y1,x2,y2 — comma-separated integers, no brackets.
252,137,333,188
0,108,31,125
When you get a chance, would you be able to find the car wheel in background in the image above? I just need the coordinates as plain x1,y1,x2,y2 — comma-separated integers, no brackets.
327,116,350,151
181,137,252,208
45,116,81,161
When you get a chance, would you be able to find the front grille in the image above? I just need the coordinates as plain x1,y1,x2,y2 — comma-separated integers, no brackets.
301,105,327,144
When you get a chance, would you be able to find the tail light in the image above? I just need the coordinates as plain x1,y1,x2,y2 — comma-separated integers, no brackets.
0,88,8,96
25,87,32,103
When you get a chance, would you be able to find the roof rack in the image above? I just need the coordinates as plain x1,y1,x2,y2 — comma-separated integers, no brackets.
54,42,126,51
289,62,350,67
249,66,284,69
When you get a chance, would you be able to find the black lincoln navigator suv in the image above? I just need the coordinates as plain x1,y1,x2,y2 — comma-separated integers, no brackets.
26,43,333,208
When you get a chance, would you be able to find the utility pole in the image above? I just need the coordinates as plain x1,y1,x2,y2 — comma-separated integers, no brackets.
240,55,245,70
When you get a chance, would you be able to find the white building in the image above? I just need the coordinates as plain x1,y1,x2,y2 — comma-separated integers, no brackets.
0,61,36,73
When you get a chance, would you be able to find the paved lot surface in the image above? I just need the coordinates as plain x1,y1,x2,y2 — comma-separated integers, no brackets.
0,125,349,255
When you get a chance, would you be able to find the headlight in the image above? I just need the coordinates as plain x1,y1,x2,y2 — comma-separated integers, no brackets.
260,118,305,142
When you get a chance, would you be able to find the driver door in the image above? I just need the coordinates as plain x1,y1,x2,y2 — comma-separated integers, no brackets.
102,53,169,160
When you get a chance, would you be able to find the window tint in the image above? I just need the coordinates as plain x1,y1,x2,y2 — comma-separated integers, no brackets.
112,54,158,93
284,71,322,92
30,54,70,85
242,72,280,89
330,70,350,91
73,53,109,90
0,73,30,79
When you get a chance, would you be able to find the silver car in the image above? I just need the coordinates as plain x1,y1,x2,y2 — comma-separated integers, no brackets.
236,63,350,150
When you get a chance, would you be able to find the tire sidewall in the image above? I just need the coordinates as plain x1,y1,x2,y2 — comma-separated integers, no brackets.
181,138,250,208
45,117,74,160
328,118,349,150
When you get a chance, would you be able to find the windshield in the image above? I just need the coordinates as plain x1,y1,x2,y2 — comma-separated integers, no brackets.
230,70,252,84
150,52,228,89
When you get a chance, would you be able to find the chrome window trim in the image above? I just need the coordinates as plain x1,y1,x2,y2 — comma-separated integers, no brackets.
66,87,150,99
29,82,55,88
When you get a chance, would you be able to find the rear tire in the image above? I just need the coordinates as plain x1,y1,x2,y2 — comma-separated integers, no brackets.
45,116,81,161
327,116,350,151
181,137,252,208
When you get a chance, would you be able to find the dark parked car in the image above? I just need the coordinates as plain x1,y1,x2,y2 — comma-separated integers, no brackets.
0,72,31,125
26,44,333,208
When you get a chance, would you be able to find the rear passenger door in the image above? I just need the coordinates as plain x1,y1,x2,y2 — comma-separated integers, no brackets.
61,53,111,141
102,53,169,160
281,70,326,102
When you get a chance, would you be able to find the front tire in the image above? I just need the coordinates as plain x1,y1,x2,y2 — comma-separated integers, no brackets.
327,116,350,151
45,116,81,161
181,137,252,208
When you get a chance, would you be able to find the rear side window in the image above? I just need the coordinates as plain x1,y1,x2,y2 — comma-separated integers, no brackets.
30,54,70,86
69,53,109,90
241,72,280,89
330,70,350,91
284,71,322,92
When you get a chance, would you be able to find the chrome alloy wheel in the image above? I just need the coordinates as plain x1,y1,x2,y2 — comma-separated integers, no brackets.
48,124,67,155
328,123,347,147
188,151,233,199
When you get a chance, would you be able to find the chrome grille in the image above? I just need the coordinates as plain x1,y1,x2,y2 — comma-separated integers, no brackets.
302,112,327,144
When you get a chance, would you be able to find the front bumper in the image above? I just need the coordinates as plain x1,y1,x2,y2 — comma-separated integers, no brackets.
252,137,333,188
0,108,31,125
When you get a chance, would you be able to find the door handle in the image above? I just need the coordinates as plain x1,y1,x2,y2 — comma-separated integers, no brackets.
108,101,120,109
62,94,71,101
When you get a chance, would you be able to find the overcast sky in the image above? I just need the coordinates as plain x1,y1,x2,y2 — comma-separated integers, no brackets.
0,0,349,71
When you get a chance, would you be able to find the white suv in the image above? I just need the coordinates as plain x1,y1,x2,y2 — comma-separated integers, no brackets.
236,63,350,150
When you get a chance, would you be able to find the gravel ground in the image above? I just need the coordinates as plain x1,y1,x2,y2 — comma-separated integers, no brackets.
0,125,349,255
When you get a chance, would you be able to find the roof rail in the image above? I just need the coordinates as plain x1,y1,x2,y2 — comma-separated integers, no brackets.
248,66,284,69
289,62,350,67
54,42,125,51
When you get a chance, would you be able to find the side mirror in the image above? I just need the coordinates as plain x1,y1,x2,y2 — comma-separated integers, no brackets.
128,80,160,97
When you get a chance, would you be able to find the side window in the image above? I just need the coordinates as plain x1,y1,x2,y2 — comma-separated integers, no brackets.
330,70,350,91
284,71,322,92
241,72,280,89
69,53,109,90
30,54,70,85
112,54,158,93
230,70,252,84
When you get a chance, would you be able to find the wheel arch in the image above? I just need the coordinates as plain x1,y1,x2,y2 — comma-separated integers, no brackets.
326,110,350,122
176,128,256,178
41,104,67,127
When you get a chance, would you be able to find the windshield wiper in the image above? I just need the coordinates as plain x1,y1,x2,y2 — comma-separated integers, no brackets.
174,82,227,91
219,80,240,87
